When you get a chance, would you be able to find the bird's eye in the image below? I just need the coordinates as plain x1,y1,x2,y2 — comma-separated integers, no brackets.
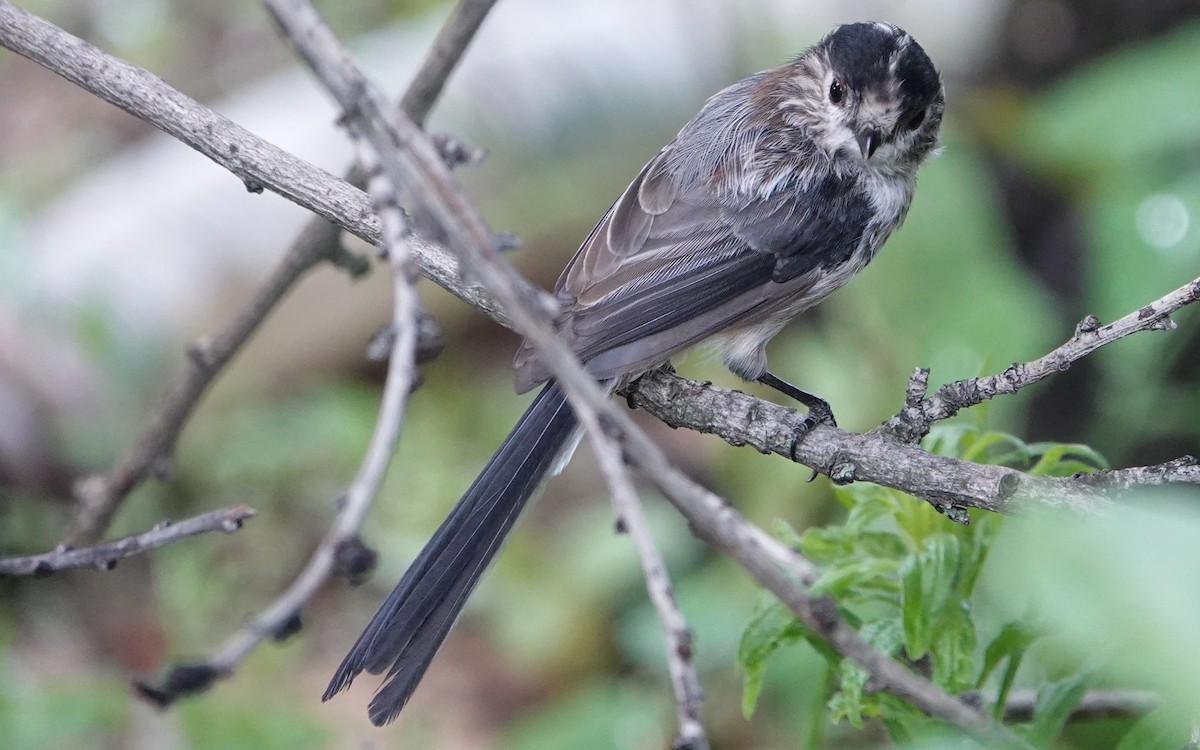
904,108,926,131
828,79,845,105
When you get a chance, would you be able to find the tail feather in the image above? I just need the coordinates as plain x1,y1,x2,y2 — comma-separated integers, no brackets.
323,382,577,723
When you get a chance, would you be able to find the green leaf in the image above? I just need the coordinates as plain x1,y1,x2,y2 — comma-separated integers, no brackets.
930,604,977,693
958,511,1005,598
811,558,899,599
797,526,854,564
844,488,901,533
828,659,871,728
877,693,966,746
737,599,811,718
856,531,909,561
900,552,927,657
1016,673,1088,748
1015,21,1200,176
828,620,904,728
771,519,805,549
900,534,962,659
1025,442,1109,476
978,620,1040,689
1116,710,1191,750
957,430,1030,465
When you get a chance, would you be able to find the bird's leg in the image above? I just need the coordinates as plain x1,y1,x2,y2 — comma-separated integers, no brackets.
756,372,836,472
756,372,836,428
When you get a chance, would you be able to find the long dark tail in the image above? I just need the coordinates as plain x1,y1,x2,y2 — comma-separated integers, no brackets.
323,381,577,725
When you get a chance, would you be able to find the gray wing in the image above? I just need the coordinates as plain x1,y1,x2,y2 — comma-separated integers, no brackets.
513,148,872,390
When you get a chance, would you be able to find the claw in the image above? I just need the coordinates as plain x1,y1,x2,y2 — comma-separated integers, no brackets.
788,406,836,480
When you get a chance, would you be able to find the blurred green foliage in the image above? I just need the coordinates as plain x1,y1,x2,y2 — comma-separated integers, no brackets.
0,659,128,750
737,424,1117,747
1,6,1199,750
987,494,1200,749
1011,21,1200,459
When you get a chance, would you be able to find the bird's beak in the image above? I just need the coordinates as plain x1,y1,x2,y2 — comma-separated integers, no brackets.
856,127,883,159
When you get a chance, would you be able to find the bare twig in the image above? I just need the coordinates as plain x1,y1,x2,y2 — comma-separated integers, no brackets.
587,425,709,748
64,222,367,547
10,0,1187,524
50,0,496,546
254,5,706,743
202,236,420,682
0,1,382,251
0,0,496,534
609,400,1026,745
155,174,425,698
250,2,1026,743
998,688,1158,723
1071,455,1200,490
625,370,1108,517
130,0,496,700
627,266,1200,515
0,504,255,576
887,277,1200,443
3,3,1193,742
401,0,501,127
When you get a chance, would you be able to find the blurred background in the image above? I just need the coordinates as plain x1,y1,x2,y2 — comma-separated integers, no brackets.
1,0,1198,747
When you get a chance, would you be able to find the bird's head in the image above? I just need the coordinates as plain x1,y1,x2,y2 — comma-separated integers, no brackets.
787,22,944,172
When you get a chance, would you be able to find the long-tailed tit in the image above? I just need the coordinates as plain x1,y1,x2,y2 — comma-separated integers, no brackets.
325,21,944,725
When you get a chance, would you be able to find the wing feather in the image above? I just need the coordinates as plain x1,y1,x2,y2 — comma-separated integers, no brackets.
513,142,873,390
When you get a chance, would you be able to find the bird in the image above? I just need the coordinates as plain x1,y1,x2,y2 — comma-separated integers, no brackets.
324,21,944,725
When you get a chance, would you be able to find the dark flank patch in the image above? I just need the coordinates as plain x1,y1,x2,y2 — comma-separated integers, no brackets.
746,174,872,283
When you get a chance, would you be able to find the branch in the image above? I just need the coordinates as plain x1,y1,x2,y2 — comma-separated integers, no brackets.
259,4,712,745
65,222,367,547
400,0,500,127
587,418,709,747
7,0,1191,534
48,0,495,547
2,3,1191,742
137,168,427,707
129,0,496,704
888,278,1200,442
998,689,1158,723
0,0,498,547
0,504,255,576
625,275,1200,519
242,3,1025,744
195,235,421,691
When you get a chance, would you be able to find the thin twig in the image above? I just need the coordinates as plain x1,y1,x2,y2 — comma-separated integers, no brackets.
887,276,1200,443
6,0,1190,533
401,0,500,127
52,0,496,546
2,4,1191,742
0,1,380,252
586,425,710,748
0,1,501,552
998,689,1158,723
65,221,367,547
195,165,424,687
608,404,1027,746
204,220,420,680
626,270,1200,516
124,0,496,699
0,504,255,576
250,3,1026,743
